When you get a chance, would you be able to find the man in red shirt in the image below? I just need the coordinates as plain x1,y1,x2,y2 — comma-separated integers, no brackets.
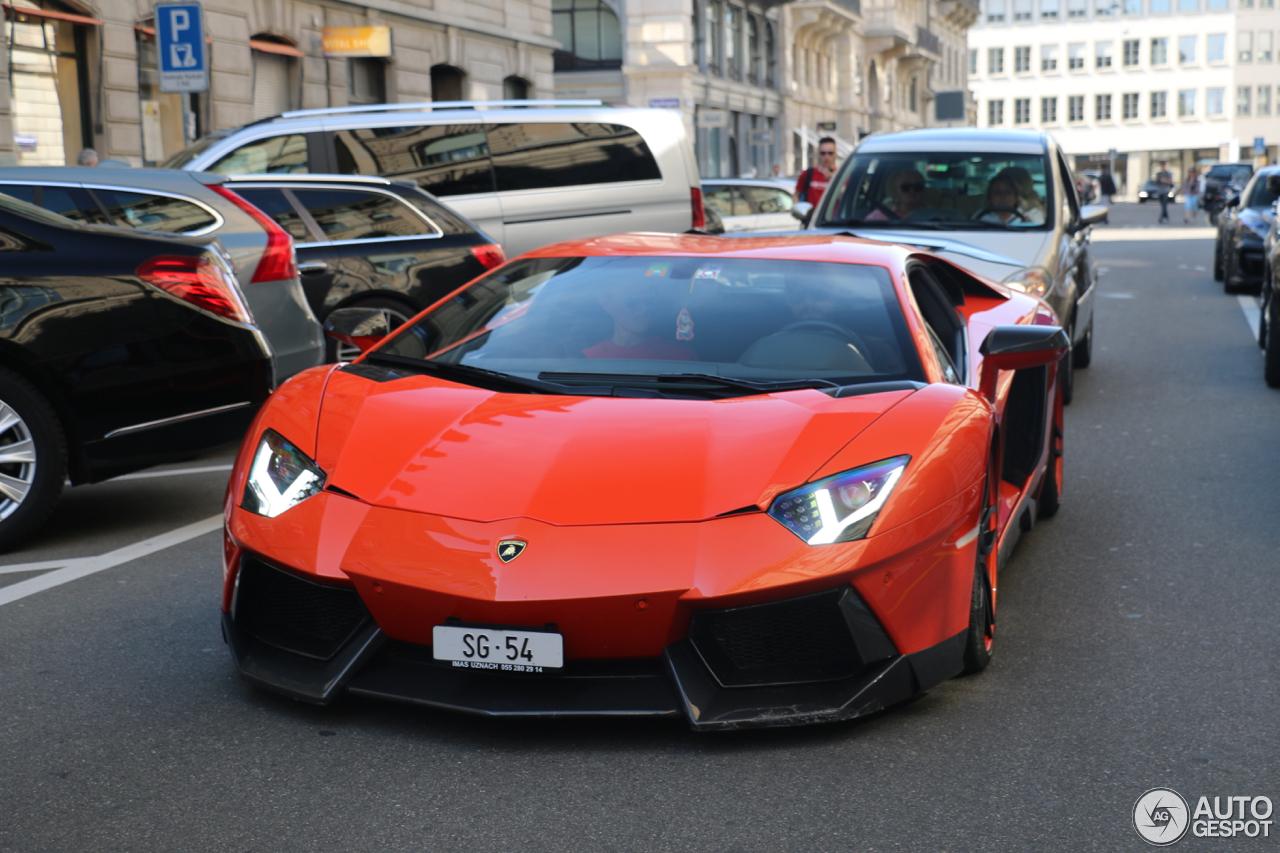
794,137,839,207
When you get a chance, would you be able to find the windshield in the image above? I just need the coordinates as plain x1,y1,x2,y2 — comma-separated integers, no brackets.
160,134,226,169
819,151,1054,231
376,255,925,396
1244,173,1279,209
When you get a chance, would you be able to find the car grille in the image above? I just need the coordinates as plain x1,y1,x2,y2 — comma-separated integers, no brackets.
233,555,370,661
688,586,887,687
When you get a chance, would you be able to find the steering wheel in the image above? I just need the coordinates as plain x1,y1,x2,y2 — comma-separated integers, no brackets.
972,206,1027,223
778,320,871,362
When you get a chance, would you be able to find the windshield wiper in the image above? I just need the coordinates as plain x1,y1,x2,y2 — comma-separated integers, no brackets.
365,352,567,395
539,372,840,397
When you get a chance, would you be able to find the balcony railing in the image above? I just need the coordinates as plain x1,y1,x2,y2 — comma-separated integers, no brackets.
916,26,941,55
831,0,861,15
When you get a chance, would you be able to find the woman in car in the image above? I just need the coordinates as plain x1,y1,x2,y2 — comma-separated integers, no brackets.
976,167,1045,225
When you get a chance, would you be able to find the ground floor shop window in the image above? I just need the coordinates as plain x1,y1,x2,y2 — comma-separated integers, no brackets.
6,5,95,165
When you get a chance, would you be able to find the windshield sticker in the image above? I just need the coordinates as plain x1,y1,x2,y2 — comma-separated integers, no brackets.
645,262,670,278
693,266,721,280
676,308,695,341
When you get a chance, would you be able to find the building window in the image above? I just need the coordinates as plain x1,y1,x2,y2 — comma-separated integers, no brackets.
988,0,1007,22
706,0,722,74
1015,45,1032,71
1204,87,1224,115
1151,37,1168,64
430,64,466,100
1123,92,1140,118
1067,0,1087,16
1123,39,1140,65
251,42,297,121
765,21,776,87
552,0,623,71
725,4,740,80
988,99,1005,124
1095,93,1112,119
503,75,530,100
1068,42,1085,69
1239,33,1252,62
1041,0,1060,17
1206,33,1226,62
1096,0,1113,16
1123,0,1142,12
1068,94,1085,121
1151,90,1168,117
1177,88,1195,116
1042,96,1058,121
969,48,979,74
1179,35,1195,64
1259,32,1273,62
1259,86,1272,116
1235,86,1250,115
1015,97,1032,122
1042,44,1059,70
1177,0,1197,11
1096,41,1113,67
1206,0,1226,8
1149,0,1169,10
747,15,760,84
348,58,386,106
1015,0,1034,19
989,47,1005,73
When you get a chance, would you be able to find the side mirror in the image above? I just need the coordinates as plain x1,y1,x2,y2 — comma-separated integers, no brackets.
323,307,389,355
1072,204,1108,232
978,325,1070,401
1267,174,1280,197
1225,194,1240,209
791,201,814,226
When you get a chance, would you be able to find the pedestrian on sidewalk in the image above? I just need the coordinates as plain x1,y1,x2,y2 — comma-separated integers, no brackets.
793,137,839,209
1181,168,1203,224
1099,166,1117,203
1155,160,1174,223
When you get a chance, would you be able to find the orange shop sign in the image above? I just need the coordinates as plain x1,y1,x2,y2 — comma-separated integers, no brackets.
321,26,391,57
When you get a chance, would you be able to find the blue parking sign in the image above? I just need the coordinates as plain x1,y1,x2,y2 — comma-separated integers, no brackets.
156,2,208,93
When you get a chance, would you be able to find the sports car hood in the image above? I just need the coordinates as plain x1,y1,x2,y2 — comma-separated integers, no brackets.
313,370,913,526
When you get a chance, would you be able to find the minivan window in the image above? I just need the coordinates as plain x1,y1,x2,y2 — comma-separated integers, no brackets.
208,134,309,174
488,123,662,192
333,124,494,197
290,188,437,242
90,189,219,234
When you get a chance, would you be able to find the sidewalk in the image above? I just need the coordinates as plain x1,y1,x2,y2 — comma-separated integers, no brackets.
1088,201,1216,241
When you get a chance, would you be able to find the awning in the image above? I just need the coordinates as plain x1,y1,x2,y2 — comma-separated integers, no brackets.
250,38,304,57
3,4,103,25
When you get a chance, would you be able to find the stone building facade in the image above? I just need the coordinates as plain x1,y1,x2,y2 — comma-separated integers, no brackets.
0,0,558,167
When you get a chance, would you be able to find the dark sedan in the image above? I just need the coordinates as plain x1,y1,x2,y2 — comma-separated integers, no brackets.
1136,180,1175,203
1215,165,1278,294
0,193,273,551
220,176,505,360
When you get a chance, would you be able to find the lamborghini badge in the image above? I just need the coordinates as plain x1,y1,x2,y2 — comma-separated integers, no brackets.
497,539,527,563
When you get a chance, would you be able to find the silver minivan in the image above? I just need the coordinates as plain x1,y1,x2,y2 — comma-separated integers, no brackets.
793,128,1107,403
163,100,704,258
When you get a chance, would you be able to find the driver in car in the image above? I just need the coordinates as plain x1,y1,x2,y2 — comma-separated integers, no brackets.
866,170,927,220
584,280,698,360
976,167,1045,225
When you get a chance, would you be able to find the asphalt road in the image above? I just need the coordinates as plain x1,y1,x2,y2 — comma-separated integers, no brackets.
2,229,1277,852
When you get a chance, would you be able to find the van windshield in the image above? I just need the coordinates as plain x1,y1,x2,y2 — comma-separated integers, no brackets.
819,151,1054,231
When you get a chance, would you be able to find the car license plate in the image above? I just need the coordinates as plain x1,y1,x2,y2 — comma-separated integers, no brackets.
432,625,563,671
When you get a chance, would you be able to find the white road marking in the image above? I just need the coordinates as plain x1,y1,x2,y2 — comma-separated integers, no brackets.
109,464,234,482
1091,228,1215,242
1239,295,1261,338
0,557,86,575
0,514,222,607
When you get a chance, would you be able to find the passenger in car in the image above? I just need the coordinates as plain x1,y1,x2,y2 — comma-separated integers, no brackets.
865,170,927,221
583,280,698,360
976,167,1045,225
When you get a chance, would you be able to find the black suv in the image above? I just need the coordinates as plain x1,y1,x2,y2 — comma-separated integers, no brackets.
222,175,505,358
1202,163,1254,225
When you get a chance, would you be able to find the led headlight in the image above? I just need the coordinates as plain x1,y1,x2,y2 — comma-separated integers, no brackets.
242,429,326,518
1239,209,1272,241
1002,267,1052,297
768,456,910,545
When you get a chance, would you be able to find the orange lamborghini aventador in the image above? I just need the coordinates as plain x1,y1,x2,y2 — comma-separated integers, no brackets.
221,233,1068,730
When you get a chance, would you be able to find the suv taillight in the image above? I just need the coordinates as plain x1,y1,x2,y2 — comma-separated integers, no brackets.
471,243,506,270
210,185,298,283
690,187,705,230
136,255,253,324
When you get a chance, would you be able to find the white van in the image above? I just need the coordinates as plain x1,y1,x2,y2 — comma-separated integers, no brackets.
164,100,704,257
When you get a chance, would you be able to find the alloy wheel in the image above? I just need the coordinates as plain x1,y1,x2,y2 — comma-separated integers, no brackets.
0,398,37,521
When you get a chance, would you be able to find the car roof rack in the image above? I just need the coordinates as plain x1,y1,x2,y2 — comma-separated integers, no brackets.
266,99,606,123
